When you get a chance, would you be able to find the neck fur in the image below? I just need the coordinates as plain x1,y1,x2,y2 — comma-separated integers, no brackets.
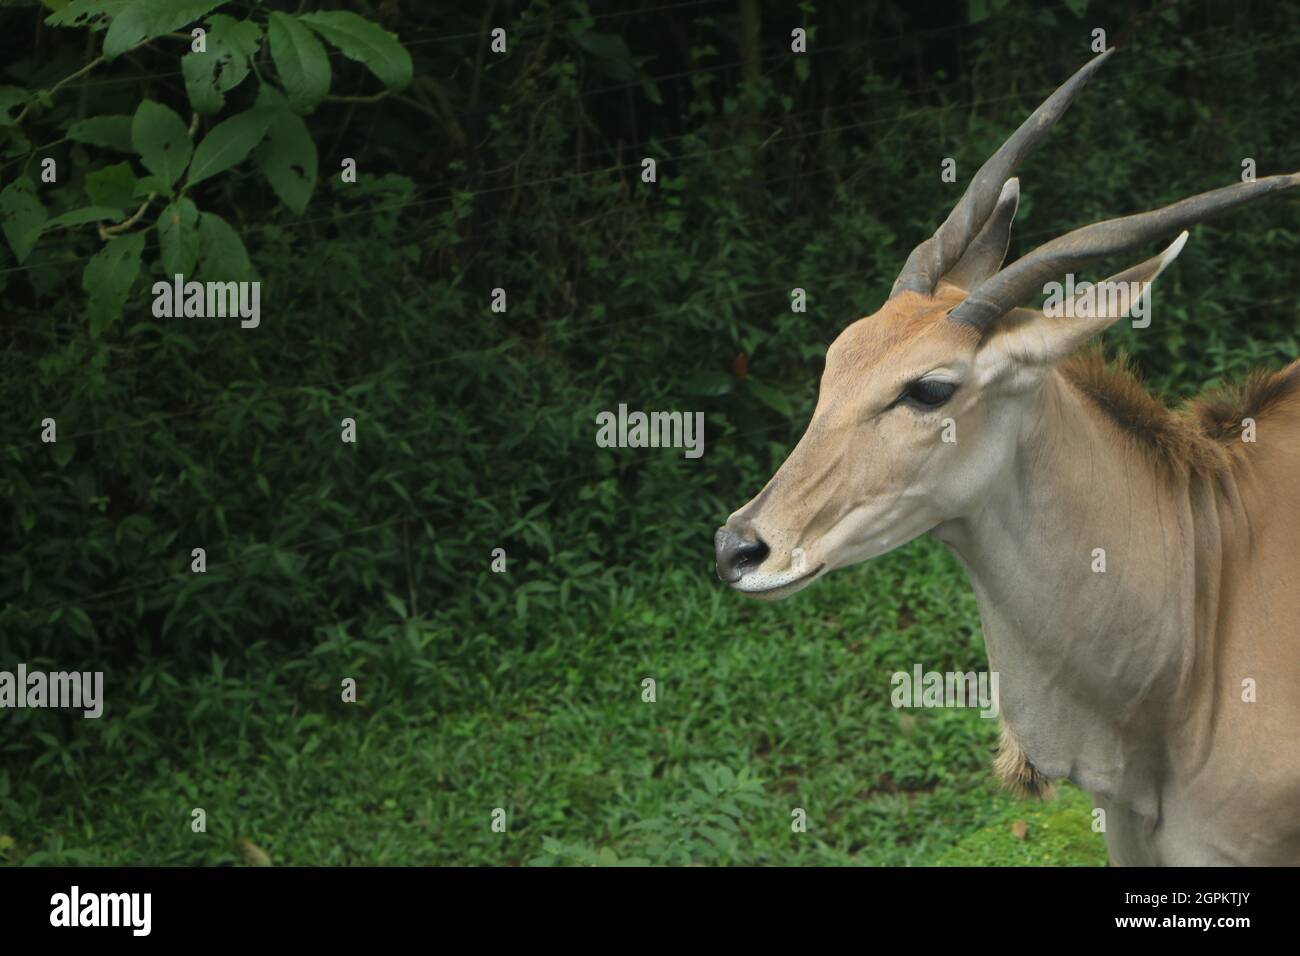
932,369,1225,815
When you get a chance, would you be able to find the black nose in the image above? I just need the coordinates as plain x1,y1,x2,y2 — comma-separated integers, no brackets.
715,526,770,583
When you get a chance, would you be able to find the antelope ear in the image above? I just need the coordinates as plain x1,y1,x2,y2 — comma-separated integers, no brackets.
975,230,1188,381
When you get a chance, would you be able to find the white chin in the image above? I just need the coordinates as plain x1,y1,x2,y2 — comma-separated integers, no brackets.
730,565,824,600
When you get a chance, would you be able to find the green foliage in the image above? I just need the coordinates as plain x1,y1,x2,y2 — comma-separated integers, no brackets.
1,175,44,259
267,11,330,113
82,230,142,331
102,2,225,61
0,0,403,331
531,764,769,866
297,11,412,93
936,783,1108,867
181,15,260,115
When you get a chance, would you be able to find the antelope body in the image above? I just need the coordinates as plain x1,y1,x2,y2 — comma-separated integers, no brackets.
714,50,1300,865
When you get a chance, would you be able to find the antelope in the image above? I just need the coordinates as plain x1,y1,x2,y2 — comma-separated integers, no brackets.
714,49,1300,866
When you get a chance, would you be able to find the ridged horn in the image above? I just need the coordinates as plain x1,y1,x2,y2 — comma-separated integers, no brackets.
890,49,1113,299
950,172,1300,330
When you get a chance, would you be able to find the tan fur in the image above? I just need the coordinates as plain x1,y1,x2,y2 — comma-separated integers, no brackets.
1061,345,1300,479
720,296,1300,862
716,51,1300,862
994,721,1055,800
1193,359,1300,440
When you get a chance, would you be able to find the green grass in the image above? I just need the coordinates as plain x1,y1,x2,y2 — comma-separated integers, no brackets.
1,538,1106,866
937,783,1106,867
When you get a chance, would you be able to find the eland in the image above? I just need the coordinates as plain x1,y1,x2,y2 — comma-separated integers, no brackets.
714,49,1300,866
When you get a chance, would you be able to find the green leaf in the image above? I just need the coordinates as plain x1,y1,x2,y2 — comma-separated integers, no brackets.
300,10,412,92
103,0,223,60
187,107,274,186
0,126,32,164
157,197,199,277
67,114,134,151
0,177,46,262
44,0,132,31
253,97,316,214
43,205,121,230
268,12,330,114
571,30,639,84
181,15,261,114
133,173,169,196
641,76,662,105
384,593,407,619
84,161,138,209
746,378,793,416
0,86,28,126
131,100,192,186
196,210,253,282
680,370,734,397
83,232,144,335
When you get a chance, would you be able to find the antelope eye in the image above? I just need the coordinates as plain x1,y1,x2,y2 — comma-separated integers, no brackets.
901,378,957,408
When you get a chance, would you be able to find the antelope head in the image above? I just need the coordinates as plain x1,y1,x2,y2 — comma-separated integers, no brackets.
715,49,1299,599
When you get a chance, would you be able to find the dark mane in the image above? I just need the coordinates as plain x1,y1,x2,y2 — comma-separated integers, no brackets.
1192,360,1300,441
1060,345,1300,476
